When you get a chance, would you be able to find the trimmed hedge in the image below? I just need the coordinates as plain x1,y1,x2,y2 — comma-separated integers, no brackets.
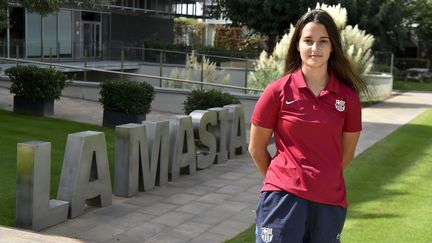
99,80,155,115
183,89,241,115
5,65,66,101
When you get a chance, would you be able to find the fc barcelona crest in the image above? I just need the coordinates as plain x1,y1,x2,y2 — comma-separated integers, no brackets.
261,227,273,243
335,99,345,112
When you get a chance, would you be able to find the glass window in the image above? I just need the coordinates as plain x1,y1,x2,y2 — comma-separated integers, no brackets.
43,13,57,56
82,11,101,22
26,12,42,57
58,9,72,56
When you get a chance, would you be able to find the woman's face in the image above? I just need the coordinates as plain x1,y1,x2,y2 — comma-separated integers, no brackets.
297,22,332,69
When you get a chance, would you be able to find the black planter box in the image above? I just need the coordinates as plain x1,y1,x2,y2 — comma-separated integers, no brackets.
13,96,54,116
102,110,146,128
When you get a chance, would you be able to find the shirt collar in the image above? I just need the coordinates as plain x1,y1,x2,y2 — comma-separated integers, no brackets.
292,69,340,94
292,69,308,88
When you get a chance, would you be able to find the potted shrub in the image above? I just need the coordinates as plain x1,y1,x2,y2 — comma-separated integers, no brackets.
99,80,155,128
5,65,66,116
183,89,241,114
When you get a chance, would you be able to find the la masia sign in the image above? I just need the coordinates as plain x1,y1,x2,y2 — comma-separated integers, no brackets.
15,104,247,231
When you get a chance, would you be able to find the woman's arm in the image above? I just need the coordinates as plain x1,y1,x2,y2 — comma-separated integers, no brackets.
342,131,361,169
248,124,274,178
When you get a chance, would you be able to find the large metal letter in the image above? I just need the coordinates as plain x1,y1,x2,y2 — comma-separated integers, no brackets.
143,120,169,189
57,131,112,218
16,141,69,231
208,107,229,164
190,110,217,169
169,115,196,180
114,124,146,197
114,121,170,196
224,104,247,158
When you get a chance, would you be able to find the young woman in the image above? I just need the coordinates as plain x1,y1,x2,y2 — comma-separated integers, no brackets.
249,9,368,243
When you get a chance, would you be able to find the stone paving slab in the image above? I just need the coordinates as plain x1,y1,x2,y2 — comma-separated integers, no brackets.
39,158,262,242
1,89,432,242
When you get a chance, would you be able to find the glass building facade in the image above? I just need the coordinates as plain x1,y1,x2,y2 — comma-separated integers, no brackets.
0,1,213,60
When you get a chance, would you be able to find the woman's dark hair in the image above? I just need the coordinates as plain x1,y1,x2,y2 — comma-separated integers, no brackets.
284,9,368,95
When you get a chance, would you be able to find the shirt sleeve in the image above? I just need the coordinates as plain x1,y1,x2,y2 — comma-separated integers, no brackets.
343,91,362,132
250,82,280,129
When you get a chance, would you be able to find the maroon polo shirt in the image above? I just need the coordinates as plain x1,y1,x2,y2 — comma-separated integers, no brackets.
251,69,362,208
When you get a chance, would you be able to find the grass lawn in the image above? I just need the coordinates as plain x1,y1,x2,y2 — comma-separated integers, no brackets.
226,108,432,243
393,78,432,92
0,109,115,226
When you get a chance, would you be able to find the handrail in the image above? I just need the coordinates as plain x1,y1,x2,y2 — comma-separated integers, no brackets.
0,57,264,93
125,46,257,62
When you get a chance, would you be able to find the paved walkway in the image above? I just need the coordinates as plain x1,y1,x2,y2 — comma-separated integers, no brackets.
1,88,432,242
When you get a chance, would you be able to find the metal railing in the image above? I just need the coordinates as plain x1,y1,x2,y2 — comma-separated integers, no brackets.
0,57,264,93
0,41,259,62
0,41,259,93
394,58,430,70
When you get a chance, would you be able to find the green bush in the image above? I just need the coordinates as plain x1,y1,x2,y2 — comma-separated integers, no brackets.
183,89,241,115
142,40,258,57
5,65,66,101
372,64,399,76
99,80,155,115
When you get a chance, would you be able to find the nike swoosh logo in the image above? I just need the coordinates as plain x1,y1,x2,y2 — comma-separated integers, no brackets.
285,99,298,105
